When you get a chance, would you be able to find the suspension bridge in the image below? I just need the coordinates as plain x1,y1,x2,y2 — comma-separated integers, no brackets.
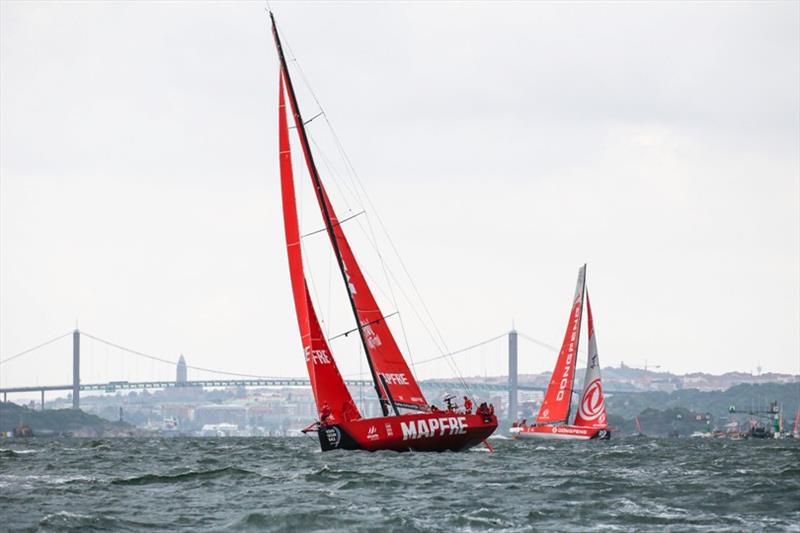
0,328,603,411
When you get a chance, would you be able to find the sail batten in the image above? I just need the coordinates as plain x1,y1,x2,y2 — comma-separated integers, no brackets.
535,265,586,424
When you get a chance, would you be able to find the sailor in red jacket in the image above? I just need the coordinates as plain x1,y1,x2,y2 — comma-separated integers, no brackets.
463,396,473,414
320,401,332,424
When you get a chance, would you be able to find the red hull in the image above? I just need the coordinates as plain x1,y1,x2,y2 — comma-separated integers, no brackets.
318,411,497,452
510,424,610,441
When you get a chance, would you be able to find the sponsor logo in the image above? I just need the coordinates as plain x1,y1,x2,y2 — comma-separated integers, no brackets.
366,425,379,441
578,379,605,421
305,346,331,365
325,426,341,448
380,372,409,386
361,321,382,349
555,301,581,402
554,426,590,435
385,423,393,437
400,417,468,441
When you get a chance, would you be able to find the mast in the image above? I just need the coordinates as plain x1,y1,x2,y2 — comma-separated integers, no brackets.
270,13,390,416
565,273,585,424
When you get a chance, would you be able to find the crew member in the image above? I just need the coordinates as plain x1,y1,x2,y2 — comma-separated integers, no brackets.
444,396,455,411
320,401,332,424
463,396,473,414
477,402,492,423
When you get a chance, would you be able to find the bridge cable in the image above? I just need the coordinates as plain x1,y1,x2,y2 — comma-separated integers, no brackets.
79,332,285,380
0,332,72,365
517,331,588,356
516,332,559,352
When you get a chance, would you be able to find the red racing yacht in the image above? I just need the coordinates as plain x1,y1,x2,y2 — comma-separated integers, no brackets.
271,13,497,452
511,265,610,441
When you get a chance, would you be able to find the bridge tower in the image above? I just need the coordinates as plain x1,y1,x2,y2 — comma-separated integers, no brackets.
508,328,518,422
72,329,80,409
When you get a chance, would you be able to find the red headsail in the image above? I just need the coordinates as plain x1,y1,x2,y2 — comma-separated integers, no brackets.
309,180,428,410
536,264,586,424
573,291,607,429
279,71,360,423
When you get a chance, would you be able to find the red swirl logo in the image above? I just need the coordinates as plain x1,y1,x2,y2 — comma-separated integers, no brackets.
578,379,604,420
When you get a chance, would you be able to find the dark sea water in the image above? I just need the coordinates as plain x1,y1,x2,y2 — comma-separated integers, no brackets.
1,436,798,532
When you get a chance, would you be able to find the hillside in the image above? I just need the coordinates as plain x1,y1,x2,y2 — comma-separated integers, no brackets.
0,402,138,437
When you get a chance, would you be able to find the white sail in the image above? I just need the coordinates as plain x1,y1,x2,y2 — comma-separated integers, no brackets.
573,290,607,429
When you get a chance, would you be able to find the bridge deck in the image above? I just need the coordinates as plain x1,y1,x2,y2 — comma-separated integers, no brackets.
0,379,551,394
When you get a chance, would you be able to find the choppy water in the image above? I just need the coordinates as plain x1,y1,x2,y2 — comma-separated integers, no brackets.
1,437,798,532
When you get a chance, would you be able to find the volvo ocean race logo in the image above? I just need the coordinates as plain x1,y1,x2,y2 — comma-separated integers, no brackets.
400,417,468,441
578,378,605,421
325,426,341,448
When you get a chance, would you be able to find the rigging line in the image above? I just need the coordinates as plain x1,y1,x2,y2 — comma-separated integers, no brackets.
0,332,72,365
277,22,364,216
275,24,398,316
79,332,283,380
276,19,467,394
275,16,419,326
323,117,452,359
278,17,442,366
307,132,359,212
307,135,398,303
321,119,475,398
301,210,365,239
274,15,389,415
299,236,329,336
341,332,506,376
413,333,506,366
326,243,332,339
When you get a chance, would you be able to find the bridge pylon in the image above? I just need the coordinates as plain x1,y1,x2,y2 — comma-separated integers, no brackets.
72,329,80,409
508,328,518,422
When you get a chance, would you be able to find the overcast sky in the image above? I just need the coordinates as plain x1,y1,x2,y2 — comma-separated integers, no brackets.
1,1,798,393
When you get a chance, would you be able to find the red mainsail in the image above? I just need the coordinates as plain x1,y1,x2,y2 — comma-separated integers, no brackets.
573,291,607,429
279,71,360,423
536,264,586,424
